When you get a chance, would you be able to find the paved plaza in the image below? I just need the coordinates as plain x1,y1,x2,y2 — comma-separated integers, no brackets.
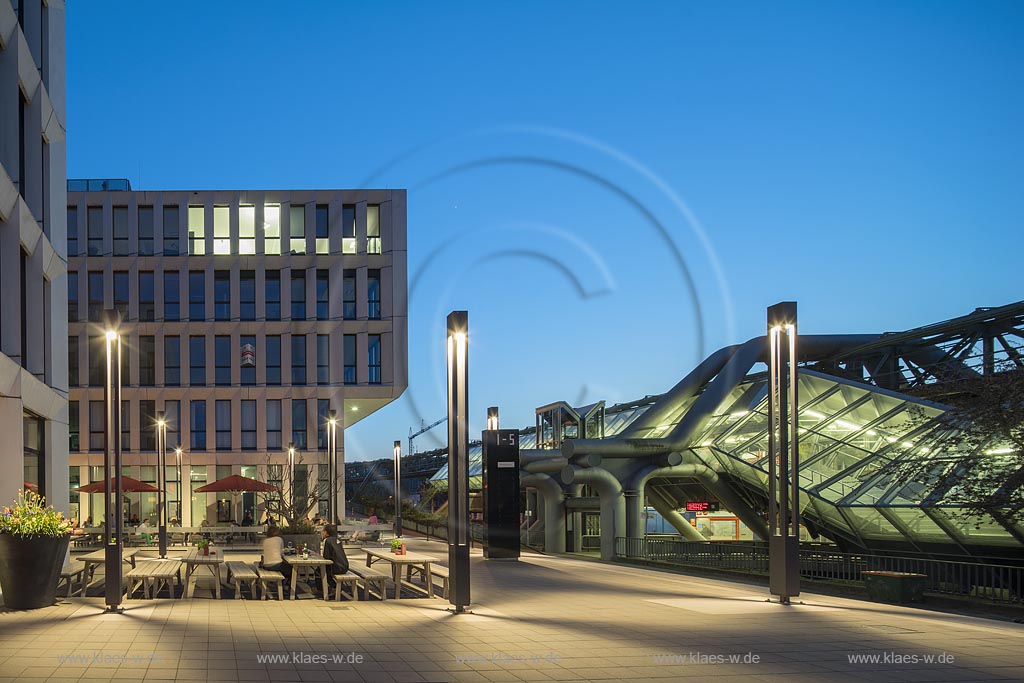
0,538,1021,683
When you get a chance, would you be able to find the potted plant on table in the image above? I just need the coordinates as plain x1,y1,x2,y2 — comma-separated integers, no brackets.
390,537,406,555
0,490,73,609
196,536,211,556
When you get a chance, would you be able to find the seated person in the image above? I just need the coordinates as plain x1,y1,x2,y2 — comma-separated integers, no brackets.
318,524,350,596
259,526,292,585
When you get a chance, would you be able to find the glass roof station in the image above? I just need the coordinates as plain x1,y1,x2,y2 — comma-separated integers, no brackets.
429,302,1024,559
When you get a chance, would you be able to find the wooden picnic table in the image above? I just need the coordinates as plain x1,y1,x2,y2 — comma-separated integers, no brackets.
182,547,226,599
284,552,332,600
75,548,139,584
364,548,438,600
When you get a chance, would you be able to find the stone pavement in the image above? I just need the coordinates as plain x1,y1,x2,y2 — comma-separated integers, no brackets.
0,537,1021,682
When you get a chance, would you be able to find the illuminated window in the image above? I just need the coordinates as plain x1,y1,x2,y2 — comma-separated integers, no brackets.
239,205,256,254
290,205,306,254
264,204,281,254
315,204,329,254
367,204,381,254
188,206,205,255
213,205,230,255
342,204,356,254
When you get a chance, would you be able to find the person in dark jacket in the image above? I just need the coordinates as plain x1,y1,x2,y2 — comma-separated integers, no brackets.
319,524,350,596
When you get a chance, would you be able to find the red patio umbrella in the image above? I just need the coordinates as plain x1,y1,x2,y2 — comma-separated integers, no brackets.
193,474,279,494
74,476,160,493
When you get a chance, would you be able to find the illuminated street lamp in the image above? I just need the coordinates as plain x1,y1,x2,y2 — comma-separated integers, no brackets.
103,310,124,613
328,410,339,523
446,310,470,612
288,442,296,512
393,440,402,538
156,412,168,558
174,446,183,523
486,406,499,431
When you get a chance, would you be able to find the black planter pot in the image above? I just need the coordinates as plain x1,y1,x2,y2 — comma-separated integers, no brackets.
0,534,70,609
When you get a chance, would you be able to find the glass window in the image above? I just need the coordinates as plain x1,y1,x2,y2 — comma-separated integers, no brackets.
89,400,104,450
68,271,78,321
292,400,307,450
213,205,230,255
138,206,154,255
265,270,280,321
240,270,256,321
68,336,79,387
189,270,205,321
162,205,180,255
165,400,180,448
368,334,381,384
87,207,103,256
214,270,230,321
317,334,329,385
140,400,156,450
367,269,381,320
139,271,155,321
190,335,206,386
216,400,231,450
316,269,329,320
89,335,104,387
289,205,305,254
344,334,356,385
263,204,281,255
164,336,180,386
164,271,180,321
139,335,155,386
69,401,79,452
113,207,129,255
342,204,356,254
267,400,282,450
343,270,356,319
291,334,306,385
315,204,329,254
215,335,231,386
239,205,256,255
291,270,306,320
113,271,129,320
241,335,256,386
317,399,330,450
241,400,257,450
190,400,206,450
88,271,103,322
266,335,281,386
367,204,381,254
188,206,205,255
67,206,78,256
121,401,131,451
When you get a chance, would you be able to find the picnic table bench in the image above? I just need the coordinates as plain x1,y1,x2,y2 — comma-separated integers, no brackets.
348,564,391,600
258,568,286,601
332,572,362,601
226,561,260,600
59,565,85,597
126,560,182,599
407,563,450,599
75,548,139,585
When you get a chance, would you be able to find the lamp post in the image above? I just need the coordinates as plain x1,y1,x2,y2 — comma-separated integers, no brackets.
393,440,402,538
156,412,168,558
328,410,339,524
486,406,499,431
175,446,183,524
446,311,470,612
103,310,124,613
288,442,296,517
767,301,800,604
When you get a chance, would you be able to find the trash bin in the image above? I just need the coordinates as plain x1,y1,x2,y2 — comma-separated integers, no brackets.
862,571,928,603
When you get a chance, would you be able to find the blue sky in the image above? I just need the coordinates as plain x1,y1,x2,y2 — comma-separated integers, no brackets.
67,1,1024,460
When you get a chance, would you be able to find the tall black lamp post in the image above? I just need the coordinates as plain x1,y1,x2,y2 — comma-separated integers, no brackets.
446,311,470,612
156,411,168,558
393,440,402,538
103,310,124,613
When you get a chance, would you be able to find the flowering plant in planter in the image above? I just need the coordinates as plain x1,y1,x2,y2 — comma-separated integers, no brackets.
0,490,72,537
0,490,72,609
390,537,406,554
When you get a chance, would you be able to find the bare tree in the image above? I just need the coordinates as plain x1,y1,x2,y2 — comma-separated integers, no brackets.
256,454,328,532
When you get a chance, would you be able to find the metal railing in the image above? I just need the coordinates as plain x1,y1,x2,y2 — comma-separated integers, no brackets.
615,537,1023,603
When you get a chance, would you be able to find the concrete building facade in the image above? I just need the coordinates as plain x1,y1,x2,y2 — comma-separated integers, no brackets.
66,187,407,526
0,1,69,515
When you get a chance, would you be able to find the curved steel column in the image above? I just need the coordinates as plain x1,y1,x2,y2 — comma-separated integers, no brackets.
520,472,566,553
559,466,624,561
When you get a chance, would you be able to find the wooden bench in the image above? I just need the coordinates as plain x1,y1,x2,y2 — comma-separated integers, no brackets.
406,564,449,599
126,560,182,599
60,564,85,598
348,564,391,600
332,572,362,601
257,568,285,601
227,561,260,600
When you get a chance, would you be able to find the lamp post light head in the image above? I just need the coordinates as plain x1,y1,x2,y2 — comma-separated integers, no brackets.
487,406,499,431
105,329,118,341
394,440,401,455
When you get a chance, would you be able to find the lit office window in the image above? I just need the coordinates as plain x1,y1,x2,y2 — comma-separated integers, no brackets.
266,400,282,450
139,206,155,255
68,271,79,321
367,269,381,320
316,269,329,320
290,205,306,254
368,334,381,384
113,207,129,256
292,399,307,450
317,334,329,385
188,206,205,255
139,336,155,386
343,270,356,319
213,206,230,255
139,271,155,321
190,335,206,386
241,400,257,450
189,271,205,320
266,335,281,385
87,207,103,255
163,205,180,255
343,334,356,384
69,401,80,452
315,204,329,254
240,270,256,321
67,206,79,256
342,204,356,254
68,336,79,387
122,401,131,451
240,335,256,385
265,270,281,321
215,335,231,386
214,271,231,321
113,271,129,320
215,400,231,451
291,270,306,320
367,204,381,254
164,271,180,321
264,204,281,255
291,334,306,385
317,399,330,449
191,400,207,450
165,336,180,386
239,205,256,255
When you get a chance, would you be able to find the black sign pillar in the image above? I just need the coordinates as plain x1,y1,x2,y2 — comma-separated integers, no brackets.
482,427,520,560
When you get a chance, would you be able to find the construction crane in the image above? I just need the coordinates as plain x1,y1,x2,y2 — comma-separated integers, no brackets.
408,416,447,454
